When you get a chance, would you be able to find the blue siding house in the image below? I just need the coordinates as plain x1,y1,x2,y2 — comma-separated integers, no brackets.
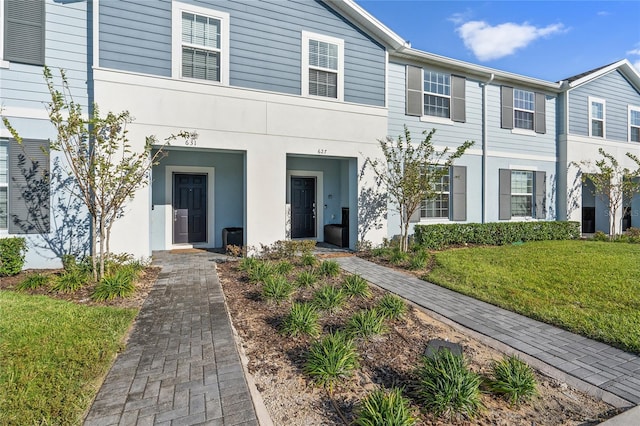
0,0,89,268
558,59,640,234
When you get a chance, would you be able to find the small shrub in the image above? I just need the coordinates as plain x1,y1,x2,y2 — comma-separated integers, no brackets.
61,254,77,272
342,274,371,298
17,273,49,291
238,256,259,272
389,248,409,265
356,240,373,252
487,355,538,406
247,260,275,283
371,247,391,259
408,249,429,270
304,331,358,391
274,260,294,275
50,269,89,293
318,259,340,277
261,275,294,304
92,269,136,301
377,294,407,320
296,270,318,288
0,237,27,277
346,309,386,339
280,302,320,337
259,239,316,259
301,253,318,267
226,244,243,257
592,231,609,242
312,285,346,312
355,387,416,426
416,349,483,419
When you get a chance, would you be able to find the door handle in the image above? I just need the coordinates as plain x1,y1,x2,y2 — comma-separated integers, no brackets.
174,210,177,222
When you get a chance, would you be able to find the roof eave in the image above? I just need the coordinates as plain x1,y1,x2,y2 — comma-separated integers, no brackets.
567,59,640,90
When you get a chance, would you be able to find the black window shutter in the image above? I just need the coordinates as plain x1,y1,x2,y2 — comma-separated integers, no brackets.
406,65,422,116
534,92,546,134
535,171,546,219
451,75,466,123
8,139,50,234
499,169,511,220
4,0,45,66
501,86,513,129
451,165,466,221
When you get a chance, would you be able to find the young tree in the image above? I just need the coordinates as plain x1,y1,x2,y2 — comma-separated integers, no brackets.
3,67,195,280
573,148,640,237
365,126,474,251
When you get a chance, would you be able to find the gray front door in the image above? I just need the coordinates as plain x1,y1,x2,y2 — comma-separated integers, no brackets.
291,177,316,238
173,173,207,244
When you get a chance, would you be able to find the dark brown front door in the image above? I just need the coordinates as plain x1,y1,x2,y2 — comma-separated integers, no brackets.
173,173,207,244
291,177,316,238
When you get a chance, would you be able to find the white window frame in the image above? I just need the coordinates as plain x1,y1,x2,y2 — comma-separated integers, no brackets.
629,105,640,143
513,89,535,131
420,166,450,220
171,1,230,85
423,69,451,119
510,170,534,218
0,140,8,231
301,31,344,101
588,96,606,138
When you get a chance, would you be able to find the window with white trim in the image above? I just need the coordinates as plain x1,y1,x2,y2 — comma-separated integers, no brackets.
423,70,450,118
589,97,605,138
630,106,640,143
301,31,344,101
0,141,7,229
172,2,229,84
513,89,535,130
510,170,533,217
421,166,449,218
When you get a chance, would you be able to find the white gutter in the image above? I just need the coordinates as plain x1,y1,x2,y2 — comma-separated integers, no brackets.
481,73,495,223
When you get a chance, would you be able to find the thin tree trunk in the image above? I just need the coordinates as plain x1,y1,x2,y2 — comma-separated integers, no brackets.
99,216,106,280
91,216,98,282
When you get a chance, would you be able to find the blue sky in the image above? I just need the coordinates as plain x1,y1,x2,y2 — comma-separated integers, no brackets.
357,1,640,82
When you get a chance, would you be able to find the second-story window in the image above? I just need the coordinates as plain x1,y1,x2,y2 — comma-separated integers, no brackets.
423,71,450,118
302,32,344,101
629,106,640,142
172,2,229,85
589,97,605,138
513,89,535,130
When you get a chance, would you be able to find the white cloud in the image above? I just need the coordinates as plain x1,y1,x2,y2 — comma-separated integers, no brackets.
597,11,611,17
456,21,566,61
627,48,640,56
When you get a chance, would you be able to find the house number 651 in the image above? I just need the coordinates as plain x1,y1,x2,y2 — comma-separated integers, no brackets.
185,139,197,146
317,149,327,154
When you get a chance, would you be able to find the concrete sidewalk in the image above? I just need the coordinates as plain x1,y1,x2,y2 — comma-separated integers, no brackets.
335,256,640,409
84,251,259,426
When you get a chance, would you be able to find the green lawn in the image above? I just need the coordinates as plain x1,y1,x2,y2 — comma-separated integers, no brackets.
425,240,640,354
0,291,137,425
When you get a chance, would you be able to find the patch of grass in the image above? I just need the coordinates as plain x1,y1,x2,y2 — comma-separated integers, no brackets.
238,256,259,272
487,356,538,406
376,294,407,320
280,302,320,337
426,240,640,353
389,248,409,265
92,269,136,301
304,331,358,392
408,249,429,270
355,387,416,426
16,273,49,291
274,260,295,276
247,260,275,284
0,291,137,425
341,274,371,298
346,309,386,339
416,349,483,419
312,285,346,312
318,259,341,277
296,270,318,288
300,253,318,267
50,269,89,294
261,275,294,304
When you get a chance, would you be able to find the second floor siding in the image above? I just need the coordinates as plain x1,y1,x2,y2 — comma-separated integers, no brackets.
568,70,640,141
99,0,386,107
387,62,483,149
1,0,88,112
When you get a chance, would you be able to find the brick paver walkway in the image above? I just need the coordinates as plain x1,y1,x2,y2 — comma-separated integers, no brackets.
84,252,258,426
335,256,640,407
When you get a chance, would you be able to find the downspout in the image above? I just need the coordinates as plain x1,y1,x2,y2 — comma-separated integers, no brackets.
481,73,495,223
